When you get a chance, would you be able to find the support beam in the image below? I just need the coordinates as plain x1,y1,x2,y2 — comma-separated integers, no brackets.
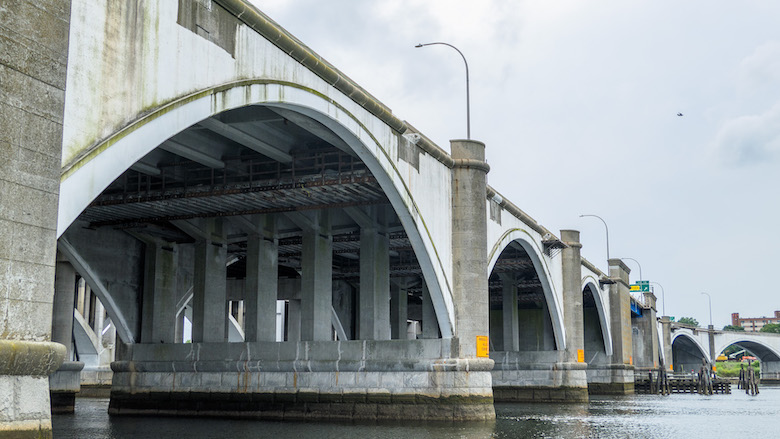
141,242,178,344
130,161,161,176
300,211,332,341
52,258,77,359
58,238,135,344
269,107,354,155
390,281,408,340
421,282,438,339
199,117,293,163
192,219,228,343
499,273,519,351
160,139,225,168
359,226,390,340
244,216,279,342
331,306,348,341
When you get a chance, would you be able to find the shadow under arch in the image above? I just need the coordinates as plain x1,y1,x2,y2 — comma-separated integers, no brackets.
715,338,780,362
57,80,455,338
582,278,613,358
671,331,710,372
487,228,564,350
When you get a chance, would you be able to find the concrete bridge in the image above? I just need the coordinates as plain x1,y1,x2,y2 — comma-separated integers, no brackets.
2,0,662,435
663,321,780,379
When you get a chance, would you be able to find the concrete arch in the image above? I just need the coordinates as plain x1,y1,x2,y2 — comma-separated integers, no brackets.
582,278,613,357
57,80,455,338
487,228,565,350
671,331,709,359
715,338,780,362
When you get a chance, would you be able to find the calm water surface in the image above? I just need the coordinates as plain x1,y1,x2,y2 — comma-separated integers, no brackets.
53,386,780,438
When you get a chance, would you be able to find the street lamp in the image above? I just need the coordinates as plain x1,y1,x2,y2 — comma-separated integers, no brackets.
651,281,666,316
619,257,642,282
415,42,471,139
579,214,610,265
701,292,712,327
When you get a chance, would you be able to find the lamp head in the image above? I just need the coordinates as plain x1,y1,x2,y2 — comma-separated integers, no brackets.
415,44,424,48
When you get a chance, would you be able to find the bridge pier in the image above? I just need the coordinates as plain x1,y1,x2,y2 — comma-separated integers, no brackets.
1,0,72,435
631,291,659,370
49,257,85,413
490,231,588,402
586,259,634,394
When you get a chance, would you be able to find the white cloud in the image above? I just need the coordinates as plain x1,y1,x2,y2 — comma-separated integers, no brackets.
737,41,780,99
714,104,780,165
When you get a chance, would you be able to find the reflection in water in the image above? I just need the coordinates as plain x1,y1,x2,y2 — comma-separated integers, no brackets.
54,387,780,439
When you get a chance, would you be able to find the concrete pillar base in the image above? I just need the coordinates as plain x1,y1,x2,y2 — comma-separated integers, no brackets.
49,361,85,414
586,364,635,395
493,386,588,403
0,340,65,436
491,352,589,402
108,340,496,421
109,389,495,421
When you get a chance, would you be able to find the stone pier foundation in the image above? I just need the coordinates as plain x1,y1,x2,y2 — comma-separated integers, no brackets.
108,340,494,421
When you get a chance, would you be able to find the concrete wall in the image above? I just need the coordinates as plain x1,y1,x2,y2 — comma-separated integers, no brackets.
0,0,72,434
110,339,495,420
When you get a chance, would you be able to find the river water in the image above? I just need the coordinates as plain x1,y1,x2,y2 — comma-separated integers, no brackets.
53,386,780,438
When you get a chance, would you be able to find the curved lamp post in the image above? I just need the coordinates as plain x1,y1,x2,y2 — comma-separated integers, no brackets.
579,214,609,266
701,292,713,327
620,257,642,281
415,42,470,139
651,281,666,316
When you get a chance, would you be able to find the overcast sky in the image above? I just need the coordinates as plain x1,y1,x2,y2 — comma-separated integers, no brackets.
251,0,780,328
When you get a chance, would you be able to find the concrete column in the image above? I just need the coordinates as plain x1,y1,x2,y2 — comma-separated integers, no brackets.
660,316,672,368
708,325,716,363
561,230,585,363
175,311,185,343
639,291,659,368
0,0,71,432
499,273,519,351
76,278,85,316
141,242,178,344
359,226,390,340
287,300,301,342
192,220,228,343
50,258,84,413
52,259,77,359
390,281,408,340
300,210,332,341
421,282,438,339
244,216,278,342
83,284,92,326
451,139,491,358
608,259,634,365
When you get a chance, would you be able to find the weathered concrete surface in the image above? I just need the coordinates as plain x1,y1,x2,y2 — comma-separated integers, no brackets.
0,341,65,436
595,259,635,394
1,0,71,434
631,292,659,369
451,140,490,358
109,340,495,421
48,361,83,414
490,351,588,402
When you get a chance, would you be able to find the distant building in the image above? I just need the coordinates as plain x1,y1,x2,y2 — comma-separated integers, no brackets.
732,311,780,332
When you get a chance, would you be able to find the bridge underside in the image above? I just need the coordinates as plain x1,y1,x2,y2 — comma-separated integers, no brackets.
487,243,587,402
55,105,494,421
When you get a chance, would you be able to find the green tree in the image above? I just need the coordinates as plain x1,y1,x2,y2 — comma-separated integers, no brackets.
722,325,745,331
760,323,780,333
678,317,699,326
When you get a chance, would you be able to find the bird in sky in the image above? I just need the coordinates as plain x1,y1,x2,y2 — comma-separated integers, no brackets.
677,112,684,116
